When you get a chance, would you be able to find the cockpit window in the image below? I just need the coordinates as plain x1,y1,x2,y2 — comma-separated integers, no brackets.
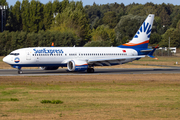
10,53,20,56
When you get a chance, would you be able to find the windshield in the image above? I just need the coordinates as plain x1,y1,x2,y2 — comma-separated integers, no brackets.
9,53,20,56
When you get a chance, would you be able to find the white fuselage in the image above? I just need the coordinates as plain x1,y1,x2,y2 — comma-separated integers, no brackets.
3,47,138,67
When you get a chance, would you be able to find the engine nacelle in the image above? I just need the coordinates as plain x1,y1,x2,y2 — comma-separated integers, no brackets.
40,66,59,70
67,60,88,72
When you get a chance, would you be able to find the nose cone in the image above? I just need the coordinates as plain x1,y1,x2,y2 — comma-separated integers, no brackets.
3,56,10,64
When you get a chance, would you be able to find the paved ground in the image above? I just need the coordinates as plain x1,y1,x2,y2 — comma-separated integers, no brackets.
1,67,180,76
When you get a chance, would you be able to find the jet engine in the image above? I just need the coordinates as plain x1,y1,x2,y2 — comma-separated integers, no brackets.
67,60,88,72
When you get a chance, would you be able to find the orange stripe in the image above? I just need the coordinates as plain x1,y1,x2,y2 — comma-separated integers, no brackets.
75,64,88,66
122,40,149,46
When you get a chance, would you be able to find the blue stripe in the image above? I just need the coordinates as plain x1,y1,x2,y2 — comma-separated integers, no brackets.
10,64,67,67
75,65,88,71
11,63,126,68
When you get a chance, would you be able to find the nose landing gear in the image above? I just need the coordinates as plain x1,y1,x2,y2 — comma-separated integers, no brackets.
18,69,23,74
12,66,23,74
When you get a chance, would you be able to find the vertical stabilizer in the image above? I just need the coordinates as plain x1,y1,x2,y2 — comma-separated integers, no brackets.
119,14,154,49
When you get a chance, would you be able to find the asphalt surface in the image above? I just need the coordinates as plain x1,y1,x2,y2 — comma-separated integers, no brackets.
1,67,180,76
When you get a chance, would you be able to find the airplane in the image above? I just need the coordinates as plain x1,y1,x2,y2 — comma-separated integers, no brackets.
3,14,157,74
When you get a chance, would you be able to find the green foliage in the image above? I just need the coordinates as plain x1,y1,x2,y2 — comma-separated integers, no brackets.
51,0,90,46
91,25,108,41
43,2,53,30
28,0,44,32
176,20,180,30
0,30,77,55
51,100,63,104
150,33,162,45
10,98,19,101
21,0,30,32
2,1,180,49
41,100,63,104
159,28,174,47
52,0,62,13
59,113,62,117
120,36,129,45
102,11,118,28
170,29,180,47
90,25,116,46
159,8,171,26
160,23,180,48
84,40,111,47
10,1,22,31
115,14,146,43
41,100,51,103
85,3,102,28
128,4,145,16
85,3,125,29
0,0,8,5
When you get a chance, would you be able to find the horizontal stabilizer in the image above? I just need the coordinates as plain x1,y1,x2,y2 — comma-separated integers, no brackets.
147,45,159,60
140,49,153,52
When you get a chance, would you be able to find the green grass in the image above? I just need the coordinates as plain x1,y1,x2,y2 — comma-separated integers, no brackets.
127,56,180,67
41,100,63,104
0,76,180,119
139,56,180,62
10,98,19,101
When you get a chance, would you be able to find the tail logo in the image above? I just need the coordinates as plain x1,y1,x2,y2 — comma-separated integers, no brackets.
134,22,152,39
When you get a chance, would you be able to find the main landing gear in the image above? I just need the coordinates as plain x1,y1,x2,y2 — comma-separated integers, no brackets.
87,68,94,73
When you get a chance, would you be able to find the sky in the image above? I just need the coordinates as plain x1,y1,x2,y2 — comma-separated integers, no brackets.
7,0,180,6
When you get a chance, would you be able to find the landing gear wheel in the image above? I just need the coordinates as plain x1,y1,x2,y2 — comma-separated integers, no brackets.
18,70,23,74
87,68,90,73
90,68,94,73
87,68,94,73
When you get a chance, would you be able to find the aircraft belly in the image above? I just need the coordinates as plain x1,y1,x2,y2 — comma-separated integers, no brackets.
92,58,136,66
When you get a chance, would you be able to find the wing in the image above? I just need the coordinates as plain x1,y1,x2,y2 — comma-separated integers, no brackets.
87,55,145,66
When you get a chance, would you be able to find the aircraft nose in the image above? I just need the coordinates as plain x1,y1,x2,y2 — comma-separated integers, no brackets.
3,56,9,64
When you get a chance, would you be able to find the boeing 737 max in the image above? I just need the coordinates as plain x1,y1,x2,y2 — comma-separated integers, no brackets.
3,14,157,74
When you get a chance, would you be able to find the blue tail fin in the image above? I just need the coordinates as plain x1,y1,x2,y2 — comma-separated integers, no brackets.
118,14,155,49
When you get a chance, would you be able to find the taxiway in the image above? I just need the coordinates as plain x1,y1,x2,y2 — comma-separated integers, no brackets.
1,67,180,76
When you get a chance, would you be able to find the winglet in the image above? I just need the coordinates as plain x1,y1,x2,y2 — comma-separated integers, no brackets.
51,42,54,47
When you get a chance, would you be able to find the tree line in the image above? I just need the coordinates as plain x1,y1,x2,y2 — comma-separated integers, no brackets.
0,0,180,55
